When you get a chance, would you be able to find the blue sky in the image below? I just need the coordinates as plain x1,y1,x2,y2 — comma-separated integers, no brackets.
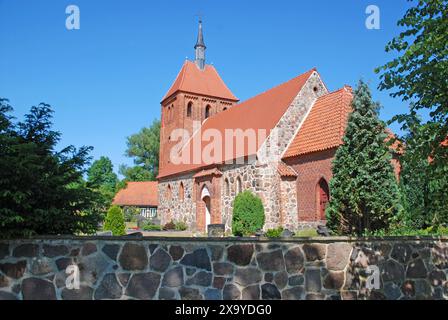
0,0,413,176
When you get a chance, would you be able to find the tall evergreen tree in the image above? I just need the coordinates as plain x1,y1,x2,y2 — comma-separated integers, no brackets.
326,81,401,235
0,99,100,238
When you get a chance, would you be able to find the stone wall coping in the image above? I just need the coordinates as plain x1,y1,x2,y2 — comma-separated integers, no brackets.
0,235,447,243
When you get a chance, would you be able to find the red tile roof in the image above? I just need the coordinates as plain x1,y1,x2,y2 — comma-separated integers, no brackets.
112,181,158,207
283,86,353,158
158,69,316,178
277,162,298,177
162,61,239,102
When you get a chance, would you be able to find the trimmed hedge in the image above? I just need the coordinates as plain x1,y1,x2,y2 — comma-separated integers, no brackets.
232,190,265,236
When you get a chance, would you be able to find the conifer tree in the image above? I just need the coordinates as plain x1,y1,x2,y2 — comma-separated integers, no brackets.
326,81,401,235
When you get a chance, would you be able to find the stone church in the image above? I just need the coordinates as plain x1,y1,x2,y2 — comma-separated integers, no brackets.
156,21,382,233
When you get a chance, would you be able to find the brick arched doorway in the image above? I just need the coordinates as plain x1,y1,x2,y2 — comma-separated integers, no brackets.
317,178,329,220
201,186,211,232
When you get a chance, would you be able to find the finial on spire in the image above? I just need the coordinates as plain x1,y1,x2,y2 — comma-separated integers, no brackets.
194,19,206,70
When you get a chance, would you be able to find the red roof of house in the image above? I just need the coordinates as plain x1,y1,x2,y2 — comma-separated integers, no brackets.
112,181,158,207
162,61,239,102
283,86,353,158
158,69,316,178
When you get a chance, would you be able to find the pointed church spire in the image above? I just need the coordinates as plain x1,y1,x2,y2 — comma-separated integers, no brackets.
194,20,206,70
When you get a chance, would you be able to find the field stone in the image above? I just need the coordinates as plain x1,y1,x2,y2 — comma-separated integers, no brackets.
102,244,120,261
234,268,262,286
30,257,53,275
302,244,326,261
288,275,304,286
162,266,184,287
257,250,285,272
227,244,254,266
327,243,352,271
186,271,212,287
284,247,304,274
381,260,405,282
179,287,203,300
204,288,222,300
126,272,161,300
0,244,9,260
150,249,172,272
223,284,241,300
391,244,413,264
406,259,427,279
213,262,234,275
94,273,122,300
0,260,27,279
274,271,288,289
305,269,322,292
428,269,446,287
61,286,93,300
180,248,211,271
81,243,97,256
242,285,260,300
13,244,39,258
119,243,148,271
323,271,345,290
43,244,69,258
261,283,281,300
169,245,184,261
22,278,56,300
0,274,10,287
159,287,176,300
282,287,304,300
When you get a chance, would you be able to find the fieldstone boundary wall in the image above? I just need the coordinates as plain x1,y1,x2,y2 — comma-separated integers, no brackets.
0,236,447,300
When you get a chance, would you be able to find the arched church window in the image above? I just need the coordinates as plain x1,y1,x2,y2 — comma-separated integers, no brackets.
205,105,211,119
225,178,230,196
236,177,242,194
179,182,185,201
166,184,172,200
187,102,193,117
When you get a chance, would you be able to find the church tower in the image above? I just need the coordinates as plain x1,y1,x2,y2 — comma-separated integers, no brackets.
159,20,239,173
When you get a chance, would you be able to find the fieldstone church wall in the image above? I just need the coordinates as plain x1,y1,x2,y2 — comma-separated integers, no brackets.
0,237,447,300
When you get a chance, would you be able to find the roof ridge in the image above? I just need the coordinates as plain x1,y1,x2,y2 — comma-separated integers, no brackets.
240,69,315,106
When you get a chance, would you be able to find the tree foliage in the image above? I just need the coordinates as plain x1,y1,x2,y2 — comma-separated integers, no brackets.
103,205,126,236
232,190,265,236
326,81,401,236
87,156,118,216
398,115,448,228
376,0,448,229
375,0,448,159
120,119,160,181
0,98,100,238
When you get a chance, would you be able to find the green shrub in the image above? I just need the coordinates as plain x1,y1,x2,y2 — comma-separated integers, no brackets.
175,221,188,231
103,206,126,236
163,220,176,231
142,222,162,231
232,191,265,236
295,228,319,237
265,227,284,238
363,225,448,236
